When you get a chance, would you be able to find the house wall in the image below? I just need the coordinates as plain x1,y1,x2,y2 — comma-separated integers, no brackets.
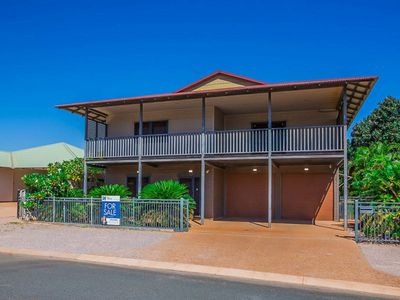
0,168,13,202
225,167,272,218
105,164,215,218
106,105,338,138
0,168,46,202
224,110,337,129
280,165,335,221
107,107,215,138
213,168,224,218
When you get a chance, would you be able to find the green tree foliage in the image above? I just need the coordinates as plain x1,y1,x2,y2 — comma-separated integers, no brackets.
349,143,400,202
89,184,132,198
22,158,102,199
351,96,400,149
139,180,196,216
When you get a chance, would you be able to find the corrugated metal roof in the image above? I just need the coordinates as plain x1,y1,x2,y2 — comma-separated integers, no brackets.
0,143,83,169
56,72,378,126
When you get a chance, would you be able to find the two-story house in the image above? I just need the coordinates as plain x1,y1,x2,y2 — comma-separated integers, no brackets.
57,71,377,228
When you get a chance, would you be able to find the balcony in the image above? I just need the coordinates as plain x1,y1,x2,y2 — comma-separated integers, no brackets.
85,125,345,160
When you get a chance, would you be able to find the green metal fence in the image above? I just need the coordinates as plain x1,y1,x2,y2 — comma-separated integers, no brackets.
354,200,400,243
18,197,189,232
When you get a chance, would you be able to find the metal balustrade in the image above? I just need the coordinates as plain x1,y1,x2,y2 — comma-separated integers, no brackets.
85,125,344,159
271,125,345,152
142,132,202,157
205,129,268,154
86,136,139,159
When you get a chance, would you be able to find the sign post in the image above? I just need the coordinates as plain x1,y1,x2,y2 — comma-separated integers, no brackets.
101,195,121,226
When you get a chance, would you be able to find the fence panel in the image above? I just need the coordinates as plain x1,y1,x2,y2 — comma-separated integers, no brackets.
18,198,189,232
354,200,400,243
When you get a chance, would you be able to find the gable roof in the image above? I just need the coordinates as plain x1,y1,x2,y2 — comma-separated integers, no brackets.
0,143,84,169
175,70,268,93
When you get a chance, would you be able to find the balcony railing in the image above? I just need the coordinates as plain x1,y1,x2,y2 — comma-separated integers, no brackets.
85,125,344,159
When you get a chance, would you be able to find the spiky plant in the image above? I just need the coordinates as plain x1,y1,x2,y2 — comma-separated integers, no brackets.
139,180,196,216
89,184,132,198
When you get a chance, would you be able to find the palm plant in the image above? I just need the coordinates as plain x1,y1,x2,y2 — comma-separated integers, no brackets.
89,184,132,198
139,180,196,217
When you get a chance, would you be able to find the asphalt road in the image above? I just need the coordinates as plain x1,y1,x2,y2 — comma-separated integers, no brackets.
0,253,390,300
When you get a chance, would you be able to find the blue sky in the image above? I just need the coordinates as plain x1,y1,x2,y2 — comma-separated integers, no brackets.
0,0,399,151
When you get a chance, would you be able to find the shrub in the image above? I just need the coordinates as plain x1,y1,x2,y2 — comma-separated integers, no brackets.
350,143,400,202
21,158,102,199
89,184,132,198
139,180,196,217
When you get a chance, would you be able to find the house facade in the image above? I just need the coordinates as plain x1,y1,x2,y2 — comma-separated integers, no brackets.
57,71,377,227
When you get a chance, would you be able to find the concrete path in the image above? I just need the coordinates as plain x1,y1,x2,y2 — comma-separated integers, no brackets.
360,244,400,277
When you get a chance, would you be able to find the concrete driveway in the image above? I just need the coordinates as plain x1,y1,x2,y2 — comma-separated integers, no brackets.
134,220,400,287
0,202,17,224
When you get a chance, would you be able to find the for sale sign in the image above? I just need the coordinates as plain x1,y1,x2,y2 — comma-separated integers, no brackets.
101,195,121,225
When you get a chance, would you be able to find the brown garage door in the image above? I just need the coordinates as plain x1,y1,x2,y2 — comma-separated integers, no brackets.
226,171,270,218
281,173,333,221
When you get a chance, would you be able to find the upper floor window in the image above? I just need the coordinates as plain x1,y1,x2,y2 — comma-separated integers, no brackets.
87,120,107,139
134,121,168,135
251,121,286,129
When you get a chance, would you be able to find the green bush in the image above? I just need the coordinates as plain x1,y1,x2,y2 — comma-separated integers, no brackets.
22,158,102,199
350,143,400,202
139,180,196,218
89,184,132,198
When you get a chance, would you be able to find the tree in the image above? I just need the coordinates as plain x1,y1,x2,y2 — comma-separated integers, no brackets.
22,158,102,199
349,143,400,202
350,96,400,149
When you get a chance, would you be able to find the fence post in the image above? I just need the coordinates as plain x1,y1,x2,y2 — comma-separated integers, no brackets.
354,199,359,242
52,196,56,223
90,197,93,225
186,199,189,231
179,199,184,232
63,198,66,223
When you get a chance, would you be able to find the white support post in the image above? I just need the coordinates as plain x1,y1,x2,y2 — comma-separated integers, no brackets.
200,97,206,225
267,92,272,228
343,91,348,231
83,161,88,196
138,102,143,196
83,107,89,196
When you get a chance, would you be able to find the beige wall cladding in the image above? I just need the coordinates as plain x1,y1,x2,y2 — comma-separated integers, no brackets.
189,75,256,92
107,106,215,137
224,110,337,129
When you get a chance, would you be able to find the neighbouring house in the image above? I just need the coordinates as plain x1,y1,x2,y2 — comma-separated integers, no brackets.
0,143,83,202
57,70,377,226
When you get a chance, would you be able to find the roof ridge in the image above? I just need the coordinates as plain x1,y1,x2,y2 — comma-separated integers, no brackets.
174,70,268,93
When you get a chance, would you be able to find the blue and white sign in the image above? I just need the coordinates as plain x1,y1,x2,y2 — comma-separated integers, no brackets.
101,195,121,226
